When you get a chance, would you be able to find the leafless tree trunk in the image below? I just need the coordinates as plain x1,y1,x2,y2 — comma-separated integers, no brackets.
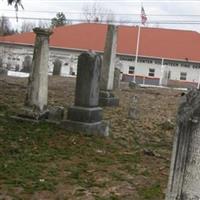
0,16,12,36
21,21,36,33
82,3,115,23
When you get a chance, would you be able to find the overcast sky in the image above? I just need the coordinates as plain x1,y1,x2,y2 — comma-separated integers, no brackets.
1,0,200,32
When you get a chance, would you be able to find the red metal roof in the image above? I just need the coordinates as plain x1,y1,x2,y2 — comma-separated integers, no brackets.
1,23,200,62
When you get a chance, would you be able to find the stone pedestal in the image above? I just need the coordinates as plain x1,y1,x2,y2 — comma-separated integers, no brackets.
99,91,119,107
68,106,102,123
62,52,109,136
166,90,200,200
48,106,64,122
99,25,119,107
18,28,52,121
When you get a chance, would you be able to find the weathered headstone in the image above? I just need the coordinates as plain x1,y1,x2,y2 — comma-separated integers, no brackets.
128,95,139,119
129,81,138,89
99,24,119,106
21,55,32,73
113,67,121,90
166,90,200,200
19,28,52,120
52,59,62,75
48,106,64,122
0,67,7,76
62,52,109,136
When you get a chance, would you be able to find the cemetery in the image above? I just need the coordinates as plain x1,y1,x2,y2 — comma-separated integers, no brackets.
0,70,179,200
1,25,200,200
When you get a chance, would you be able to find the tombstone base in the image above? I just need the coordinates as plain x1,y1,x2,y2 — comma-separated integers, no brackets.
99,91,119,107
68,106,102,123
61,120,109,136
17,106,49,121
48,106,64,122
63,105,108,136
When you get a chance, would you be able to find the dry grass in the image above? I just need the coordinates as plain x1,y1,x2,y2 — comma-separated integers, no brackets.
0,76,181,199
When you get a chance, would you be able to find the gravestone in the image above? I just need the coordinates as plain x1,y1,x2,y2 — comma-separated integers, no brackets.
48,106,64,122
113,68,121,90
19,28,53,120
99,24,119,106
52,59,62,75
166,90,200,200
62,52,109,136
128,95,139,119
0,68,7,76
21,56,32,73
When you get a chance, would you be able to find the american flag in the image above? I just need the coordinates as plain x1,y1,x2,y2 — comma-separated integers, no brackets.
141,6,147,25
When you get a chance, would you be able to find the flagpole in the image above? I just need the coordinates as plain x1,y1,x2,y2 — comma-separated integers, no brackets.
134,3,146,83
134,25,141,82
159,58,164,85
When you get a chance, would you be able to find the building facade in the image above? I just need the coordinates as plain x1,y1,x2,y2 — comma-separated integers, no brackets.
0,23,200,87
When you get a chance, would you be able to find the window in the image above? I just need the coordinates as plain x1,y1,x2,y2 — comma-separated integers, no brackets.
155,60,162,65
128,66,135,74
164,61,179,67
138,58,153,64
148,68,155,77
120,56,134,61
193,64,200,69
180,72,187,80
181,63,190,68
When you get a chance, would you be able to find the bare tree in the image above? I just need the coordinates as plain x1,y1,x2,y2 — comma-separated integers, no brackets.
0,16,13,36
82,3,115,23
21,21,36,33
38,20,51,29
106,12,115,24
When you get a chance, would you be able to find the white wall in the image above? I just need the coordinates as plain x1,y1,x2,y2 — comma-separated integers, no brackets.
1,43,200,82
168,65,200,82
120,60,162,78
135,62,161,77
0,44,79,76
120,59,200,82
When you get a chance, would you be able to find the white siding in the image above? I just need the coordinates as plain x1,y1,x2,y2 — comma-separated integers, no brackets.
1,43,200,82
168,66,200,82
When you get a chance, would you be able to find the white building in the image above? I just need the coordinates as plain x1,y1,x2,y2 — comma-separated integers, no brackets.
1,23,200,87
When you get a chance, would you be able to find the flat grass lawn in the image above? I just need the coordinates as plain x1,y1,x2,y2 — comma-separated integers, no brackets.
0,76,180,199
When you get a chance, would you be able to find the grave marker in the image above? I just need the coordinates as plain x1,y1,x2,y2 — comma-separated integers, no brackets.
53,59,62,75
166,90,200,200
113,67,121,90
99,24,119,106
63,52,109,136
21,28,52,120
